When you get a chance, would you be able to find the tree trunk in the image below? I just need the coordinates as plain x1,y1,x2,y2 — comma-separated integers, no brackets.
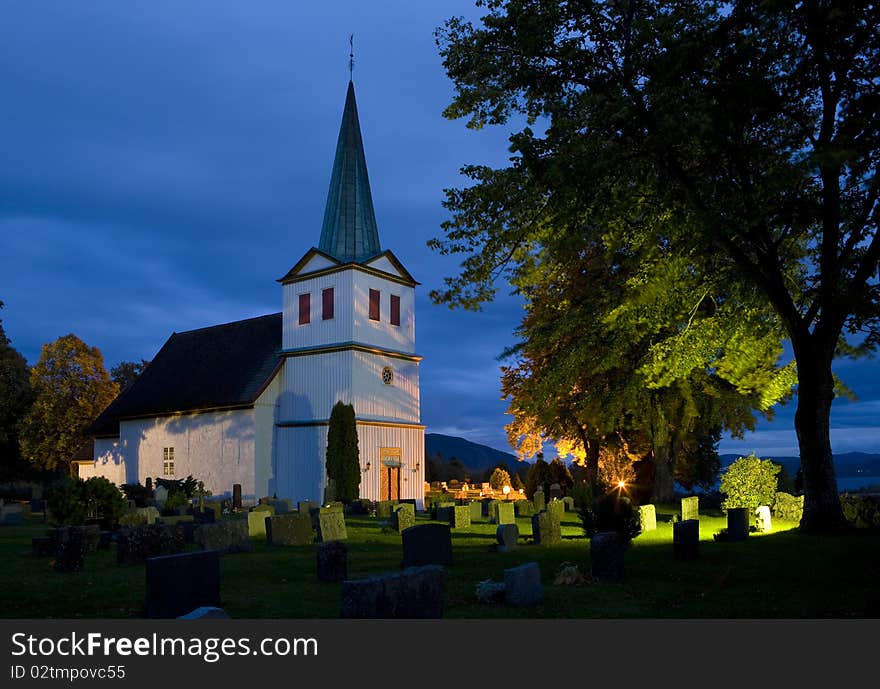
794,352,847,531
651,443,675,503
585,437,600,487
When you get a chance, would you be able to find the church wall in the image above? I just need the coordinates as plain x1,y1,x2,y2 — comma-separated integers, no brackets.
351,271,415,353
352,351,420,423
279,351,353,422
120,409,257,500
80,438,127,486
253,369,283,501
282,270,354,350
273,425,327,504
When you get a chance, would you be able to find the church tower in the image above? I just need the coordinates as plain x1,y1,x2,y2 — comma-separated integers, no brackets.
274,80,425,508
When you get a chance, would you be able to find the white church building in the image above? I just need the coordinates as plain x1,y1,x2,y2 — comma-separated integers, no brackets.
81,80,425,508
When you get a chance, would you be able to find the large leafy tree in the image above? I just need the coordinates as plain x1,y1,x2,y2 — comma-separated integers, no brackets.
0,302,34,479
18,334,118,473
325,401,361,503
433,0,879,531
110,359,150,392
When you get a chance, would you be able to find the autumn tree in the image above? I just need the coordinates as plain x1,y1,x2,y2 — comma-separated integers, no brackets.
433,0,879,530
110,359,150,392
325,401,360,503
19,334,118,473
0,302,34,479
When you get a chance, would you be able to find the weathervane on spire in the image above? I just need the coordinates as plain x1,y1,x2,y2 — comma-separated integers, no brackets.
349,34,354,80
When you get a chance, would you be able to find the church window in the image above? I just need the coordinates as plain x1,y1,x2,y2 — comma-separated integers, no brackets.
163,447,175,477
369,288,380,321
390,294,401,326
322,287,334,320
298,293,311,325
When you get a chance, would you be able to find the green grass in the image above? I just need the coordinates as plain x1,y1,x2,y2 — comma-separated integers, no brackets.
2,506,878,618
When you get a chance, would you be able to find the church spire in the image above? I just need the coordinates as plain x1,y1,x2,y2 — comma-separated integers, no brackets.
318,79,381,263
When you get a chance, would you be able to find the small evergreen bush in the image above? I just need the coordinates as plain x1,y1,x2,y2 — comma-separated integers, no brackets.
579,491,641,545
720,454,780,509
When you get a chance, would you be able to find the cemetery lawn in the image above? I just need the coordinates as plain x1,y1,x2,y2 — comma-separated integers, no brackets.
1,506,878,618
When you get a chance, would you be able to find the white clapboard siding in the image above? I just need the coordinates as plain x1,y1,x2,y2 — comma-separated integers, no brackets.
254,369,283,500
356,423,425,510
273,425,327,504
352,351,420,423
351,271,415,353
280,352,353,422
282,270,354,350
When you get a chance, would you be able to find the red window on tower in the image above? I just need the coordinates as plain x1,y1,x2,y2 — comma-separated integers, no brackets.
322,287,334,320
298,293,310,325
369,289,380,321
390,294,400,326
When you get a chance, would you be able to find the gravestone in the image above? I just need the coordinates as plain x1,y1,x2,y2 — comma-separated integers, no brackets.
30,498,45,514
639,504,657,532
681,496,700,522
232,484,242,510
487,500,501,523
178,606,229,620
297,500,317,516
154,485,169,507
726,508,749,541
377,500,395,520
673,519,699,561
533,491,546,512
401,524,452,568
451,505,471,529
590,532,626,582
252,503,275,515
496,523,519,553
340,565,444,618
755,505,772,532
203,502,223,521
316,510,348,542
531,510,561,547
193,507,215,525
515,500,534,518
270,499,292,515
197,522,252,554
117,524,186,565
145,550,221,619
468,501,483,522
247,510,269,538
32,536,55,557
391,503,415,532
549,483,563,501
0,505,23,526
547,499,565,523
266,512,313,546
81,525,101,553
54,527,84,573
562,496,575,512
495,502,515,525
317,541,348,582
504,562,543,606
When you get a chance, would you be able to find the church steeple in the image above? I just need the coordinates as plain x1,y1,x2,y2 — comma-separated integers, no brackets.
318,80,381,263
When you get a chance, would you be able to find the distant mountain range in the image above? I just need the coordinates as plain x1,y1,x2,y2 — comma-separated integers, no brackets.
426,434,880,480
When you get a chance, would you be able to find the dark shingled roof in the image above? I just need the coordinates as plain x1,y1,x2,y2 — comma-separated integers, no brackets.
89,313,282,437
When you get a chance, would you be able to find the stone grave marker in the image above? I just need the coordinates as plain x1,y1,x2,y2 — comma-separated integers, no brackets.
504,562,543,606
54,527,84,573
266,512,313,546
340,565,444,618
487,499,501,523
154,485,169,507
495,501,515,525
193,507,216,525
531,510,561,547
590,532,626,582
377,500,395,520
451,505,471,529
270,499,292,515
562,496,575,512
401,523,452,568
117,524,186,565
468,501,482,522
549,483,563,501
681,496,700,522
197,522,252,554
316,509,348,542
0,505,23,526
496,523,519,553
81,524,101,553
547,499,565,523
673,519,699,561
247,510,269,538
391,503,415,532
515,500,534,518
30,498,45,514
639,504,657,532
146,550,221,618
533,490,546,512
317,541,348,582
298,500,318,516
232,484,242,510
726,508,749,541
755,505,772,532
32,536,55,557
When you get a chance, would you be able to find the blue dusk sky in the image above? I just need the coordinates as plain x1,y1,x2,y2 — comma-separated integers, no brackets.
1,1,878,459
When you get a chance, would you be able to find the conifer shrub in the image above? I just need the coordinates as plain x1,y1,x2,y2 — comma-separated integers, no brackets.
579,491,641,546
326,401,360,503
46,476,126,527
719,454,780,510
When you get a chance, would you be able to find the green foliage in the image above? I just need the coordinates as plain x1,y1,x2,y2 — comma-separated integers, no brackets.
524,458,551,498
120,482,150,507
720,455,780,510
162,491,189,513
839,494,880,529
579,492,641,545
45,476,125,527
488,467,510,490
18,334,118,472
156,475,199,498
325,401,360,503
110,359,150,392
83,476,126,527
0,302,34,480
773,492,804,522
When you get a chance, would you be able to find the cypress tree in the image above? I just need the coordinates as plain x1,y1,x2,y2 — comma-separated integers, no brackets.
326,401,360,503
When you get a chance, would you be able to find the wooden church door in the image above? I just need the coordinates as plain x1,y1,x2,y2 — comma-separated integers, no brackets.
379,448,401,501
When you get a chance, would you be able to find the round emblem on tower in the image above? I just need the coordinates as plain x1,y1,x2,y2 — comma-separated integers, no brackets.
381,366,394,385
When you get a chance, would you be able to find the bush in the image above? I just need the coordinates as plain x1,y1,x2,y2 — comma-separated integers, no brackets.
719,454,780,509
579,491,641,546
83,476,126,528
840,494,880,529
45,476,125,527
569,481,595,510
120,482,151,507
773,492,804,521
156,475,199,498
162,491,190,514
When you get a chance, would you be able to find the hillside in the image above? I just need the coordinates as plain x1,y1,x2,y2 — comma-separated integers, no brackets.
425,433,524,476
720,452,880,478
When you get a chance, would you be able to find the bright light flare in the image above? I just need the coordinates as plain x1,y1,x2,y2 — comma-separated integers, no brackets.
617,480,626,489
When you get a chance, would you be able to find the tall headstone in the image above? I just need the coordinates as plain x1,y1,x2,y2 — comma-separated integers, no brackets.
726,508,749,541
533,491,546,512
515,500,534,518
247,510,269,538
232,484,242,510
468,501,483,522
496,523,518,553
391,503,416,532
531,510,561,546
639,504,657,532
590,531,626,582
145,550,221,618
401,524,452,568
681,496,700,522
495,502,515,525
317,541,348,582
673,519,699,560
316,510,348,542
755,505,772,533
547,499,565,523
504,562,543,606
